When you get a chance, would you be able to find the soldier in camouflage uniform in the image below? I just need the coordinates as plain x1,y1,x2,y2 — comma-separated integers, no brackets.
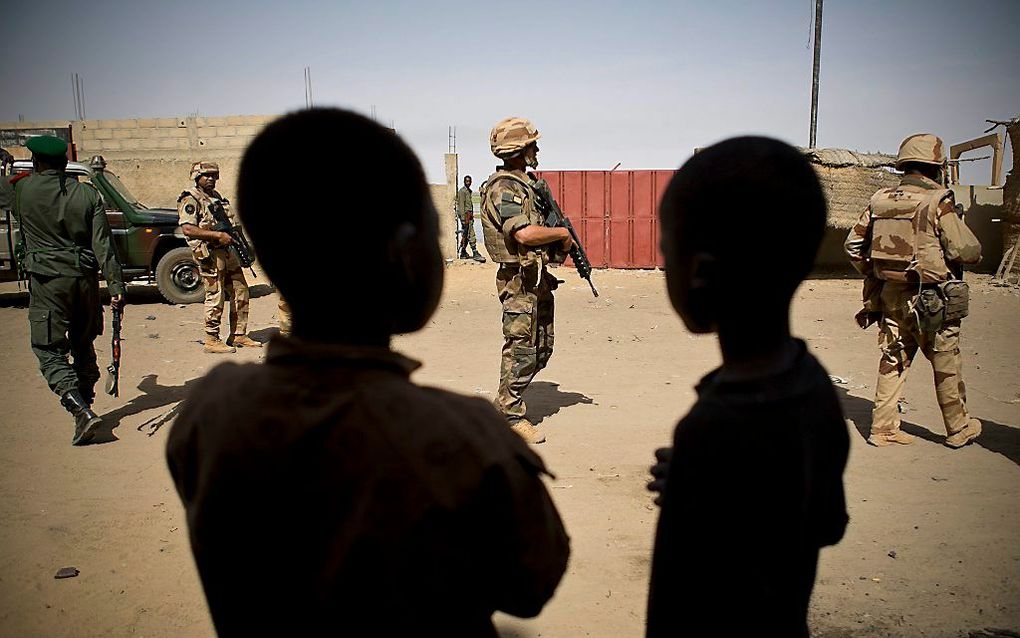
177,162,261,353
13,135,125,445
845,133,983,448
480,117,574,445
456,175,485,262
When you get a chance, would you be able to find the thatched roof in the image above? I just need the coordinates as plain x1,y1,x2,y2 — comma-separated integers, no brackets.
800,148,901,229
802,148,896,169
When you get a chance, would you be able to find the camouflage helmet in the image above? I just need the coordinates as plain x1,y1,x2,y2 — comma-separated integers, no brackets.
190,161,220,181
489,117,540,157
895,133,946,168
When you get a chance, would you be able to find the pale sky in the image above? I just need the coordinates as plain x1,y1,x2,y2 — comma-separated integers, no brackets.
3,0,1017,184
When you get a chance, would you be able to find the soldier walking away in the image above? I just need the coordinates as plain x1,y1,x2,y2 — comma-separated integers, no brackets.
480,117,574,444
177,162,261,353
845,133,983,448
456,175,486,262
13,135,126,445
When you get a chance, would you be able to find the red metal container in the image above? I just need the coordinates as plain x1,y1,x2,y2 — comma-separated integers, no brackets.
536,169,674,269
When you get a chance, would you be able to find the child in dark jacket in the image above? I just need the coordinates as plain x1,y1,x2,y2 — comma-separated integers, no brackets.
647,137,850,637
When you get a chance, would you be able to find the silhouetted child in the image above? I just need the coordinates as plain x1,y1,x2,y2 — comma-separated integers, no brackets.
646,137,849,637
166,109,569,637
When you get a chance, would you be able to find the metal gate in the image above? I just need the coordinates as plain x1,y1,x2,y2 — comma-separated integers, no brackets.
536,169,674,269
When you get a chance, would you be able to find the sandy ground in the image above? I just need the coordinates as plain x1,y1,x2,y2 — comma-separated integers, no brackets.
0,263,1017,638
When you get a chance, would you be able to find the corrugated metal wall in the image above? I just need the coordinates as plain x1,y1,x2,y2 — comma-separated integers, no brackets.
536,169,674,269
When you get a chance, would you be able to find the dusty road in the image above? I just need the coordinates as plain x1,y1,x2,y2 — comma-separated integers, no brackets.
0,264,1017,638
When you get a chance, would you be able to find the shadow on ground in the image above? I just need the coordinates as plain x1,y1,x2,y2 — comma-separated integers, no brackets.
1,283,169,308
525,381,595,425
89,374,199,444
249,283,274,299
835,386,1020,466
249,326,280,343
1,281,273,308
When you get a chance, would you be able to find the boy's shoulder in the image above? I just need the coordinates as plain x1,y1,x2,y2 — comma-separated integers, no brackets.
169,359,546,478
674,346,841,442
380,383,551,475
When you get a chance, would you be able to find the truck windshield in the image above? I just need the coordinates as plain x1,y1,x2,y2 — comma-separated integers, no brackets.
102,171,148,210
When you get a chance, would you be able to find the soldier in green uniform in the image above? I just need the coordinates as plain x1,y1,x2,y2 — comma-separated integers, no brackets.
845,133,983,448
13,136,125,445
456,175,485,262
480,117,574,444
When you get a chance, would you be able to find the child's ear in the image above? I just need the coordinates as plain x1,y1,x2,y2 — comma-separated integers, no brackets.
684,252,719,333
690,252,717,289
387,222,444,334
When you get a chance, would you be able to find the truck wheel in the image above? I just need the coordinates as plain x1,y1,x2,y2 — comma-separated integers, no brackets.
155,247,205,304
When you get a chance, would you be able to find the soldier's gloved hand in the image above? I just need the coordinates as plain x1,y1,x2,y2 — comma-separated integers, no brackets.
216,232,233,246
647,447,673,507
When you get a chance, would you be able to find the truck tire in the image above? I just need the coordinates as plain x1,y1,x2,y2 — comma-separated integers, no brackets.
155,247,205,304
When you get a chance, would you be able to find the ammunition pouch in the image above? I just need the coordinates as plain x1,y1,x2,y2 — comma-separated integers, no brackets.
910,287,945,334
940,280,969,323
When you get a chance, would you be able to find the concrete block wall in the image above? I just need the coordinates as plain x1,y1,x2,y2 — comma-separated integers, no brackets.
3,115,458,257
67,115,276,206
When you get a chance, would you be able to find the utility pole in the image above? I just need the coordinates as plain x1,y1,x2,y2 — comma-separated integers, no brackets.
71,73,87,120
304,67,314,108
809,0,823,148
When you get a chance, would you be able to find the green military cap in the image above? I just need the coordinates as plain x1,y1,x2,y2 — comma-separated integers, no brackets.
26,135,68,158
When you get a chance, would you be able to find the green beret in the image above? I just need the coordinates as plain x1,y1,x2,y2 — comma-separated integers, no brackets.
26,135,68,158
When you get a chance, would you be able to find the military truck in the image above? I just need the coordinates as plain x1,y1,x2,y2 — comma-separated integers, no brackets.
0,156,203,304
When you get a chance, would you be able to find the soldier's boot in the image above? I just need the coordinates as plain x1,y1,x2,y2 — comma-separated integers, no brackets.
470,248,487,263
867,430,916,447
203,336,236,354
510,420,546,445
944,418,982,449
61,390,103,446
227,335,263,348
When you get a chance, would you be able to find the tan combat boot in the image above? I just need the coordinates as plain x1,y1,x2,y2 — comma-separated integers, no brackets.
227,335,263,348
510,420,546,445
945,418,982,449
867,430,916,447
203,336,236,354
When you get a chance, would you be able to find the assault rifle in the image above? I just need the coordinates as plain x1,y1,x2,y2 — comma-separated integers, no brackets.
208,198,257,278
104,304,122,397
532,179,599,297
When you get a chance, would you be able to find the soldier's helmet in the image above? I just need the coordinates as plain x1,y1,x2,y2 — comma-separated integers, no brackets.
895,133,946,168
489,117,540,158
190,161,220,181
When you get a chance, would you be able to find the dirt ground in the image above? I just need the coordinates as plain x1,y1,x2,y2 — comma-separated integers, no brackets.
0,263,1017,638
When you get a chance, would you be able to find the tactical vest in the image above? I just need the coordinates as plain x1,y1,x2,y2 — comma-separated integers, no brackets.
480,171,543,265
868,182,952,284
177,188,235,259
